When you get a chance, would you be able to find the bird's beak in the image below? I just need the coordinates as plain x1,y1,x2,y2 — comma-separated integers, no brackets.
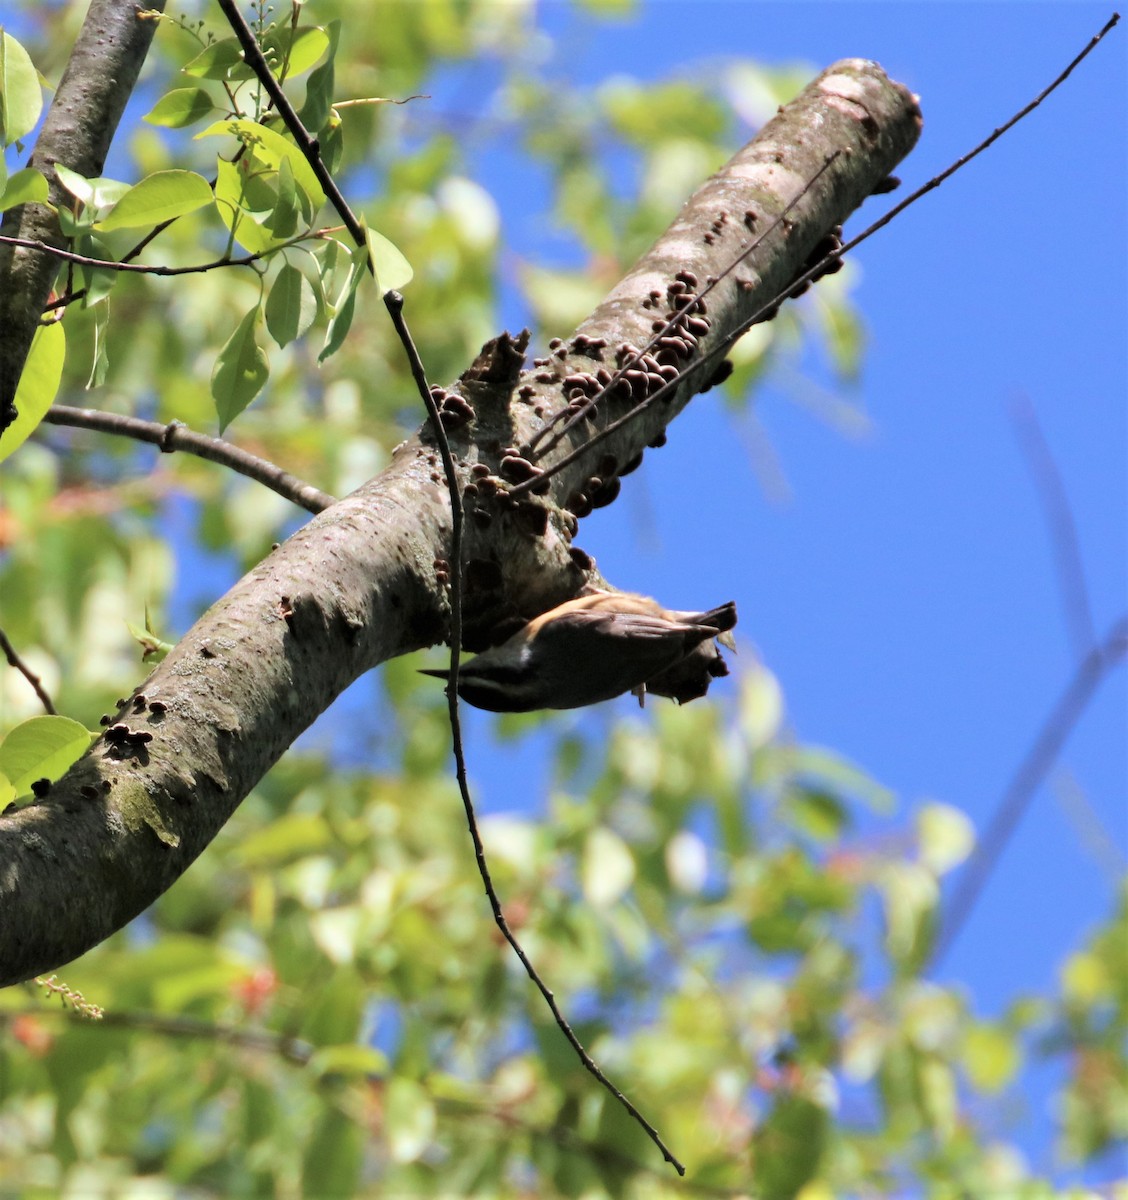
418,667,452,681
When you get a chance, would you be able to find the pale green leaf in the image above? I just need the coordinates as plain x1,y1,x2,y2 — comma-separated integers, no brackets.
307,1044,388,1079
301,1110,363,1198
385,1078,436,1164
235,811,333,867
739,664,783,750
264,156,299,239
143,87,217,129
0,715,94,797
270,26,331,82
95,170,213,231
0,321,66,464
0,30,42,146
182,38,246,81
53,163,130,211
0,166,48,211
367,226,413,293
196,118,325,208
318,241,368,363
962,1023,1021,1094
265,262,318,347
917,801,975,876
582,826,635,908
212,304,270,431
298,20,340,133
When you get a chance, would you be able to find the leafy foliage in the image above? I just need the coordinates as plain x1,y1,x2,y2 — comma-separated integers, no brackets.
0,2,1122,1196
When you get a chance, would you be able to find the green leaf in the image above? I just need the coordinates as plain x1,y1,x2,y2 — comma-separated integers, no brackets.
211,304,270,431
0,715,94,797
385,1077,437,1164
0,320,66,464
367,226,413,293
318,241,368,363
53,164,130,212
264,156,299,239
301,1109,363,1198
86,299,110,388
916,801,975,876
0,166,48,211
213,157,277,254
581,826,635,908
72,234,118,307
0,30,43,146
182,27,329,85
265,262,318,348
962,1022,1021,1094
301,968,364,1047
298,20,340,133
307,1044,389,1079
182,38,246,81
95,170,213,231
269,26,331,82
143,87,217,129
196,118,325,208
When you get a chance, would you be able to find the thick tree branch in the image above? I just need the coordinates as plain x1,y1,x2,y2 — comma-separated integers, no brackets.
0,0,165,427
0,60,921,986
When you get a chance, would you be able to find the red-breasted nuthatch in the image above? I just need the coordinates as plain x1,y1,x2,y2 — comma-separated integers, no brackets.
421,592,737,712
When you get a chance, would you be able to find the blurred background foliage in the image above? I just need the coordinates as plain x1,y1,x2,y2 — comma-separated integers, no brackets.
0,1,1123,1196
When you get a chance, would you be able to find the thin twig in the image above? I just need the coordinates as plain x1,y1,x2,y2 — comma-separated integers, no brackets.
933,615,1128,966
512,11,1121,500
215,0,368,253
215,10,686,1171
1009,396,1097,660
5,1004,313,1065
0,232,289,281
383,295,686,1174
0,627,57,714
526,153,839,461
43,406,336,514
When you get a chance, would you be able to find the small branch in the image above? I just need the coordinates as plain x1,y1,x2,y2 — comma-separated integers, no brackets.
933,615,1128,966
0,232,316,284
43,406,335,514
0,626,57,714
383,292,684,1173
5,1004,313,1065
215,0,367,252
525,153,840,462
1009,397,1097,660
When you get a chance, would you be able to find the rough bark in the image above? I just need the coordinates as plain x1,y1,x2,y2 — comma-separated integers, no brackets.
0,0,166,423
0,56,921,985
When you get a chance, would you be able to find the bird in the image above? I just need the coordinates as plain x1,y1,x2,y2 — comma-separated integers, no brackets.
420,591,737,712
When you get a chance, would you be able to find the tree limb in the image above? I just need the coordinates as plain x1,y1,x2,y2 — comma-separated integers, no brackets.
0,59,921,986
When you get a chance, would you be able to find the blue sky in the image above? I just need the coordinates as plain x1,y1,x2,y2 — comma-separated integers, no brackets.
438,2,1126,1180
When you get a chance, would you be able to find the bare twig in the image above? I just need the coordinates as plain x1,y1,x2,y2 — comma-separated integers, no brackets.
43,406,336,514
933,615,1128,966
0,627,57,714
1009,397,1097,660
0,233,295,282
525,152,840,462
215,0,368,253
512,10,1121,500
382,295,688,1175
216,4,685,1166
